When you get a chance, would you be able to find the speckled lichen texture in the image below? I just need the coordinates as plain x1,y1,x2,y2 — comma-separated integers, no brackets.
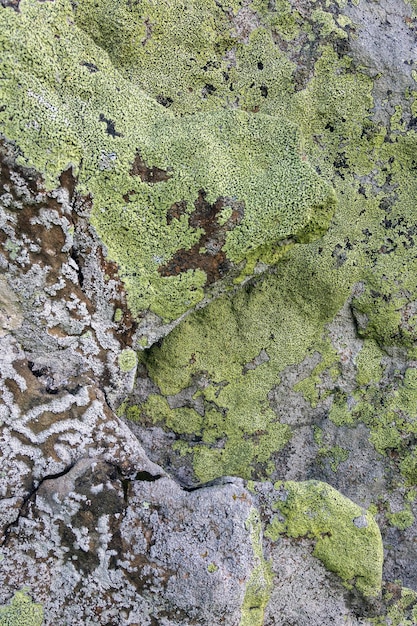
1,0,417,624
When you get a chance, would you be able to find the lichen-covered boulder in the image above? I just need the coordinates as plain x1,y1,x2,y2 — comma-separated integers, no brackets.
265,480,383,597
2,0,417,624
0,0,335,345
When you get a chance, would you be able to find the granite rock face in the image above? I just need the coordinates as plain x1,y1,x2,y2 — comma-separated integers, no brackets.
1,0,417,624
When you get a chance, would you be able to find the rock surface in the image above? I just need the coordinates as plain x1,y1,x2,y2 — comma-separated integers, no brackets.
1,0,417,624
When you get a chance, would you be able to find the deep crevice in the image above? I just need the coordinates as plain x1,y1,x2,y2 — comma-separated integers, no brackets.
135,470,163,482
182,476,239,492
1,461,76,547
69,246,85,288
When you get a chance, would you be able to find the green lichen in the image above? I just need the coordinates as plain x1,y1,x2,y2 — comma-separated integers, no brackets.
0,0,335,324
318,445,349,472
328,391,355,426
313,426,349,471
265,480,383,597
217,207,234,226
207,562,219,573
355,340,384,387
118,349,138,372
311,9,347,39
371,585,417,626
0,591,43,626
230,28,295,116
327,365,417,478
114,308,123,323
293,339,340,408
4,0,417,524
391,105,407,133
400,451,417,485
141,274,341,482
336,14,353,29
349,129,417,352
240,508,273,626
123,24,417,487
141,394,203,435
387,506,415,531
73,0,238,116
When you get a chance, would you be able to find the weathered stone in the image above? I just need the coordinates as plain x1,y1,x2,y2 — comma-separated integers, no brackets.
2,0,417,624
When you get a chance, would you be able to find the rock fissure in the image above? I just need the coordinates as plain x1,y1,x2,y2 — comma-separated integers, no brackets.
1,461,76,548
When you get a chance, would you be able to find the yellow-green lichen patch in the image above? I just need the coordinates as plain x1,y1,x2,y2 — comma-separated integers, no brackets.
400,450,417,486
355,339,384,388
73,0,238,116
387,505,415,531
170,111,332,259
349,129,417,351
0,0,335,323
5,0,417,513
264,0,301,42
0,591,43,626
311,8,348,39
240,508,273,626
120,13,417,488
265,480,383,597
207,562,219,573
328,364,417,473
230,27,295,116
141,394,203,435
313,426,350,472
139,264,351,482
135,246,357,482
118,349,138,372
293,339,341,408
371,585,417,626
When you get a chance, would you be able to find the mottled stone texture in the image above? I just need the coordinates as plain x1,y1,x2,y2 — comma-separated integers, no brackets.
2,0,417,624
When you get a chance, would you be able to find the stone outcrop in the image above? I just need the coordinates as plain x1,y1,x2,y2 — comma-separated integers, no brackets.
1,0,417,624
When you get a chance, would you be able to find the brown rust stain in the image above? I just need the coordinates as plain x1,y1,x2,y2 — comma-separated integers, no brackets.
3,358,89,416
1,143,137,340
129,151,172,184
159,190,244,285
59,166,77,200
166,200,188,224
0,156,95,315
96,244,137,340
1,141,138,398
